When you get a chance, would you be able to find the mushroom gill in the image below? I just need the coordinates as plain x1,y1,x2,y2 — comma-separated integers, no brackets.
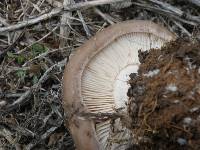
63,20,175,150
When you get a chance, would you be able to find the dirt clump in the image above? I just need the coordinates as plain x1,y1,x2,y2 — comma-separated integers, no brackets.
127,39,200,149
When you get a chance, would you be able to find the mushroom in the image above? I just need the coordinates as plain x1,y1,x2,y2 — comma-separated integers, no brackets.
63,20,175,150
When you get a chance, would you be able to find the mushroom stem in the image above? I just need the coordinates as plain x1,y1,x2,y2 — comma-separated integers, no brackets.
68,115,100,150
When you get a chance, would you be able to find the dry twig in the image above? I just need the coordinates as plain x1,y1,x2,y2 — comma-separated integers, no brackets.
59,0,73,49
132,1,199,26
0,0,129,33
187,0,200,7
2,58,67,114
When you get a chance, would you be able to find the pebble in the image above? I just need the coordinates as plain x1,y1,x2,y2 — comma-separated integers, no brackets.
183,117,192,125
190,107,199,113
143,69,160,77
173,100,180,104
166,84,177,92
0,101,7,107
177,138,187,146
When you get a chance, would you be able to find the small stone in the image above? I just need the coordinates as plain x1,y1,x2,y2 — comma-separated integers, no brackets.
143,69,160,77
0,101,6,107
177,138,187,146
166,84,177,92
183,117,192,125
173,100,179,104
190,107,199,113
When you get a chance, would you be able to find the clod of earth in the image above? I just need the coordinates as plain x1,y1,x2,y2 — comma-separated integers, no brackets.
127,39,200,149
63,20,175,150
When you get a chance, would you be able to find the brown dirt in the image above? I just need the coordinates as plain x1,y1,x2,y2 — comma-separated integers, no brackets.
1,0,200,149
127,39,200,150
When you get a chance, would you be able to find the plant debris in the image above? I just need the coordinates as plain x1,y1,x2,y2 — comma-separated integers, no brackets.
127,39,200,149
0,0,199,149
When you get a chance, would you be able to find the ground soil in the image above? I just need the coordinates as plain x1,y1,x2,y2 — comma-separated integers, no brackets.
127,39,200,150
0,0,200,149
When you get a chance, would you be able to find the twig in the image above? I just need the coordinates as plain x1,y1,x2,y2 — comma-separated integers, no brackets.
173,20,192,37
0,8,61,33
0,31,25,61
0,126,17,145
59,0,73,49
2,58,67,114
64,0,130,11
24,127,58,150
94,8,114,25
148,0,182,15
46,0,62,7
0,16,9,26
147,0,200,23
40,127,58,140
33,58,67,91
0,0,129,32
16,25,59,54
132,1,198,26
22,47,68,66
158,16,176,36
41,111,54,128
1,122,36,137
110,0,132,9
77,10,91,37
187,0,200,7
30,0,45,15
5,93,24,98
8,90,32,109
169,124,192,136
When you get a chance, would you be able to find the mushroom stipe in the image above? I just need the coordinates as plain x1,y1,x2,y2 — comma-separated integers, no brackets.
63,20,175,150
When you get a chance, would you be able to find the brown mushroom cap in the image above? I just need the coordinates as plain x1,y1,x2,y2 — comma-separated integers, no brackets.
63,20,175,150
